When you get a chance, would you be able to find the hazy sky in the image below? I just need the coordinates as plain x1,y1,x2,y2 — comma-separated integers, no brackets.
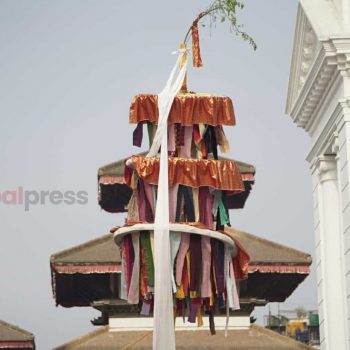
0,1,315,349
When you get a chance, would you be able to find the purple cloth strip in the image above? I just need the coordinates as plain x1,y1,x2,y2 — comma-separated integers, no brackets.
133,122,144,147
189,235,202,293
188,300,197,323
199,187,213,228
212,239,225,294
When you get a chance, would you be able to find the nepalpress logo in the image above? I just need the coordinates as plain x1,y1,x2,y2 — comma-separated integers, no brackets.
0,187,88,211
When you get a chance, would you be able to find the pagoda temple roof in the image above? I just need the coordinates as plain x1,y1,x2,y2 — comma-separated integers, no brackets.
225,229,312,267
50,228,311,307
51,234,120,266
53,325,313,350
97,154,255,213
0,320,35,349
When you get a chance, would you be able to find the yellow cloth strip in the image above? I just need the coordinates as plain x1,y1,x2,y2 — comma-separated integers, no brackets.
197,305,204,327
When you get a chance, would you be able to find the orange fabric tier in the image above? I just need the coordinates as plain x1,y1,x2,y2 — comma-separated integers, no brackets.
129,93,235,126
126,155,244,192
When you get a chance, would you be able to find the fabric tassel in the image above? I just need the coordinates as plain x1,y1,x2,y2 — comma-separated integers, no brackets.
140,245,148,297
140,231,154,287
124,236,132,294
232,238,250,280
229,258,240,310
170,231,181,292
192,18,203,67
188,299,197,323
215,125,230,153
168,124,176,153
225,299,229,338
133,122,144,147
176,283,185,299
197,305,204,327
182,299,186,323
120,241,127,300
176,233,190,285
127,190,140,222
141,299,152,316
147,122,155,148
189,235,202,294
127,232,140,304
179,126,193,158
209,309,216,335
218,191,230,226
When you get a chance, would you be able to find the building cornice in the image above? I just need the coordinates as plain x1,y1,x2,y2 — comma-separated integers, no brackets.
306,102,343,165
286,3,350,131
289,49,335,130
289,37,350,132
286,5,321,116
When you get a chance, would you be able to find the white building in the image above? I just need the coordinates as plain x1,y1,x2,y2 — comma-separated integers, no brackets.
286,1,350,349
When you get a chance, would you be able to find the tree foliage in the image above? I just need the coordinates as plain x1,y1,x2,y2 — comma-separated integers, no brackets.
184,0,257,51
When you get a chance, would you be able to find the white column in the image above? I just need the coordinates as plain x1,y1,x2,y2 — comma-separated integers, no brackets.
342,0,350,32
316,155,347,350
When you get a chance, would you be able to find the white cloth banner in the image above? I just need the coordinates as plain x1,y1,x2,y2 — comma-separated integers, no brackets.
224,245,240,337
148,49,188,350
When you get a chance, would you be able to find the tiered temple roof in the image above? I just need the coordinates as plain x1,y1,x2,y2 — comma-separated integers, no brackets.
98,155,255,213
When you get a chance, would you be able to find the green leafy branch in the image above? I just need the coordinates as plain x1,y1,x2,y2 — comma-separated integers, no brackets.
183,0,257,50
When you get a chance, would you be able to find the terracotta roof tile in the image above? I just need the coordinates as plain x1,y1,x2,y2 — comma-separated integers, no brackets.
51,234,120,265
225,228,312,266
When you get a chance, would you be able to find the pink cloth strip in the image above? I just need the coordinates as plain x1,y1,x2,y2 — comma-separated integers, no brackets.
144,181,155,212
201,236,211,297
179,126,193,158
168,124,176,152
176,233,190,285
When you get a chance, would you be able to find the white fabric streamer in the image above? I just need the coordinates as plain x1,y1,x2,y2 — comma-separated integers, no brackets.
149,49,188,350
224,245,240,337
147,52,187,158
120,243,127,300
114,223,235,247
170,231,181,292
127,232,140,304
